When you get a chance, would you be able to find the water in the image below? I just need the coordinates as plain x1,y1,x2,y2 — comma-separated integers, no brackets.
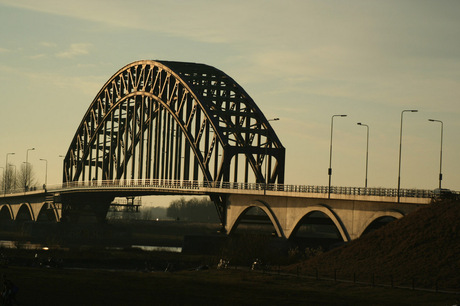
0,240,182,253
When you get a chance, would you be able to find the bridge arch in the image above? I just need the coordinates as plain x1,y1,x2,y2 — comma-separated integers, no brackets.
36,203,59,222
358,210,404,237
0,205,14,221
228,200,284,238
288,205,350,242
63,60,285,186
16,203,34,222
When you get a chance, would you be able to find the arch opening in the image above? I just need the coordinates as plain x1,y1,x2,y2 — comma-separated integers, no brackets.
290,211,345,250
0,206,13,221
231,206,277,236
36,204,58,223
361,216,397,236
16,205,33,222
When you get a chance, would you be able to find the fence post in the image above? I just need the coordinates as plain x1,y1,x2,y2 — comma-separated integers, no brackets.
353,272,356,283
315,268,319,280
334,269,337,282
372,273,375,287
390,275,393,288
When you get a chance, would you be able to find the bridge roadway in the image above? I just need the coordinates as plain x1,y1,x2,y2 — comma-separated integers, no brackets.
0,180,435,241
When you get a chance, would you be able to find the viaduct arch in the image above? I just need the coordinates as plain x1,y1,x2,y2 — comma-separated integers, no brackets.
0,202,59,222
226,194,421,241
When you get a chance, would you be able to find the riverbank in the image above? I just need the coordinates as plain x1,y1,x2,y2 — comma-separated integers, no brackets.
0,219,222,249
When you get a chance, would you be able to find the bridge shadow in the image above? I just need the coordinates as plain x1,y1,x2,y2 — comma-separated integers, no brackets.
289,211,345,251
361,216,397,236
231,206,277,236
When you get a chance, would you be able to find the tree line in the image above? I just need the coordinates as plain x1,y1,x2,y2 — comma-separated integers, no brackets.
107,197,219,223
1,163,38,193
166,197,219,222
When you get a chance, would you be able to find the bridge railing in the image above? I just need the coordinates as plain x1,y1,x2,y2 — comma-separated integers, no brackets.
37,179,437,199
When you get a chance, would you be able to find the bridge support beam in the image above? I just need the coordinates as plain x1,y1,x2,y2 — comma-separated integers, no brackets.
210,194,228,233
60,194,114,223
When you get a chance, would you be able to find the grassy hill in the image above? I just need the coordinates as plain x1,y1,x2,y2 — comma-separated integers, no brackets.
288,199,460,291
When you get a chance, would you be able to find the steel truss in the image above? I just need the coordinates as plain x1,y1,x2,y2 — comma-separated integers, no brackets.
63,60,285,190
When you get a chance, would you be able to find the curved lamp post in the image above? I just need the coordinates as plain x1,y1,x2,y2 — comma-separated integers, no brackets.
328,114,347,198
0,167,3,194
397,110,418,203
9,164,16,191
428,119,443,189
357,123,369,188
5,153,15,195
25,148,35,191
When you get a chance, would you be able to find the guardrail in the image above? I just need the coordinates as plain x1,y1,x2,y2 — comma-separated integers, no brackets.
33,179,437,199
2,179,449,199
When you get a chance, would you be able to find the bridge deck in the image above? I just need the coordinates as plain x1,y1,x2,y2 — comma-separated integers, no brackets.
0,180,434,204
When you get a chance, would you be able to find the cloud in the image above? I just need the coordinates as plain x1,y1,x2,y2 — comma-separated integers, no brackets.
0,63,104,96
0,47,10,53
40,41,57,48
29,54,46,60
0,0,308,44
56,43,91,59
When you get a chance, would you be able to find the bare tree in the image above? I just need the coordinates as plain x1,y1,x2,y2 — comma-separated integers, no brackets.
3,164,17,194
17,163,37,191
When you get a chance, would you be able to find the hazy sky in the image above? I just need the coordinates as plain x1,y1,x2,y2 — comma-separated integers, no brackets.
1,0,459,198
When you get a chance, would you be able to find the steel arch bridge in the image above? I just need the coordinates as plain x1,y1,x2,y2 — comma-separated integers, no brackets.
63,60,285,190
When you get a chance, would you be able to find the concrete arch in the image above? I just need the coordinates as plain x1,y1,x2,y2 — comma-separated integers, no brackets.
36,203,59,222
357,210,404,238
50,203,62,222
228,200,285,238
0,205,14,221
16,203,34,222
288,204,350,242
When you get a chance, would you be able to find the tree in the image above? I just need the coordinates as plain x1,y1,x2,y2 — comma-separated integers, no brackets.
2,163,16,194
16,163,37,191
166,197,219,222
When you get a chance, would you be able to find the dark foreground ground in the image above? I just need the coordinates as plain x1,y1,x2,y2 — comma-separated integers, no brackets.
1,263,457,306
0,199,458,305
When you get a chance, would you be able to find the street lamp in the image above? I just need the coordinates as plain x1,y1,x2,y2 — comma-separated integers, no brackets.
328,115,347,198
428,119,443,189
357,123,369,188
0,167,3,194
40,158,48,186
25,148,35,192
265,118,279,195
5,153,15,195
397,110,418,203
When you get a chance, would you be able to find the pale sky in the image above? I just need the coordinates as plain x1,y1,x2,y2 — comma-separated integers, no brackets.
1,0,459,201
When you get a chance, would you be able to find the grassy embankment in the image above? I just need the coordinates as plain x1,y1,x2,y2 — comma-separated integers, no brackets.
285,199,460,292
